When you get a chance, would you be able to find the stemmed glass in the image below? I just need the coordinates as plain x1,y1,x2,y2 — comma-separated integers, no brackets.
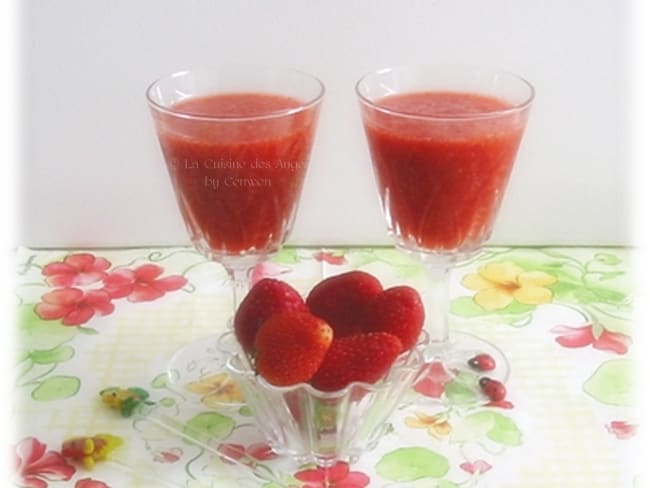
147,65,324,384
356,65,534,391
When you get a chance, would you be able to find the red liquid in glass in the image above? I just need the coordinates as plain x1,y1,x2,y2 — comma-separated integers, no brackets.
154,93,319,255
362,91,527,252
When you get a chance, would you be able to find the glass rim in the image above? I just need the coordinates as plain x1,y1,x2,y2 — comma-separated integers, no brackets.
146,64,325,122
355,64,535,121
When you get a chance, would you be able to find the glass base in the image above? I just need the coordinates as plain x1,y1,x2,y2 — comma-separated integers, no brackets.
417,331,510,405
165,333,247,407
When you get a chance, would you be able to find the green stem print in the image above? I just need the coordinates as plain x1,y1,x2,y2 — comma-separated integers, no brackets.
16,304,80,400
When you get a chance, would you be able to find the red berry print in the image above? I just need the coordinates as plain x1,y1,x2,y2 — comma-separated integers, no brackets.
468,353,496,372
479,377,506,402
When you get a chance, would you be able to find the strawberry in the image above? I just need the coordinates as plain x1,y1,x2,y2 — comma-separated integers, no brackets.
362,286,424,352
234,278,308,354
306,271,383,336
254,311,333,386
310,332,402,392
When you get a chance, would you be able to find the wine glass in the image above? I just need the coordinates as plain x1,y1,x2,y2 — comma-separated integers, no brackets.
356,65,534,394
147,65,324,387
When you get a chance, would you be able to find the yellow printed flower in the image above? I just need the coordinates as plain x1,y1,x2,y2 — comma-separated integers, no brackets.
462,261,557,311
186,373,245,407
405,411,452,439
61,433,123,469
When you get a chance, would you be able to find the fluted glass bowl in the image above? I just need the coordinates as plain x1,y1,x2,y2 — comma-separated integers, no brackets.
218,330,429,467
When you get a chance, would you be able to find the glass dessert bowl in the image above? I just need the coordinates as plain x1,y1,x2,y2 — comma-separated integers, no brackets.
218,330,429,467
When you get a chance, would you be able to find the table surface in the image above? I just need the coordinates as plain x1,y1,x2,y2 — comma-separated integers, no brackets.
12,246,639,488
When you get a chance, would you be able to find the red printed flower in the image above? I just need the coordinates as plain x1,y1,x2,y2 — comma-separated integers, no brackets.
250,261,291,285
486,400,514,409
102,264,187,302
217,442,277,465
42,253,111,287
550,324,631,355
153,448,182,463
75,479,110,488
413,362,452,398
294,461,370,487
313,251,347,266
606,420,637,440
13,437,76,488
35,288,114,326
460,459,492,475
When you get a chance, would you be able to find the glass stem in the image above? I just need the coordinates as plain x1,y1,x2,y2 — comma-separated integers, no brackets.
225,265,253,315
426,265,451,344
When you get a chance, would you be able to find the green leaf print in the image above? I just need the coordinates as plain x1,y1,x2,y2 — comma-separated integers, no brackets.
376,447,449,481
594,252,622,266
449,411,494,443
583,359,635,406
29,345,74,364
450,296,534,324
372,248,419,267
31,375,80,401
271,248,301,264
238,405,253,417
449,297,486,318
450,411,522,446
487,413,523,446
444,371,479,404
344,249,378,268
16,305,78,352
159,397,176,407
183,412,235,445
151,373,169,389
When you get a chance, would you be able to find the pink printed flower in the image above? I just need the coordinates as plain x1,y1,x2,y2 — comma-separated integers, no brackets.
294,461,370,487
606,420,637,440
13,437,76,488
313,250,347,265
102,264,187,302
550,324,631,355
153,448,182,463
551,325,594,348
217,443,246,463
250,261,291,285
460,459,492,475
35,288,114,326
245,442,277,461
593,330,632,354
217,442,277,465
413,362,452,398
486,400,514,409
42,253,111,287
75,479,110,488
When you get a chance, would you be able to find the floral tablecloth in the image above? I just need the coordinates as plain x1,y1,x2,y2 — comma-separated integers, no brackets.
12,246,639,487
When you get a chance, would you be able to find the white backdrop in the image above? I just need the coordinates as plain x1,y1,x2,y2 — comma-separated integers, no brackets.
18,0,632,248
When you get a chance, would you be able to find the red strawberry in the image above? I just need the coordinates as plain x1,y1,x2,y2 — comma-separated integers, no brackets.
310,332,402,392
234,278,308,354
254,311,333,386
306,271,383,336
362,286,424,352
